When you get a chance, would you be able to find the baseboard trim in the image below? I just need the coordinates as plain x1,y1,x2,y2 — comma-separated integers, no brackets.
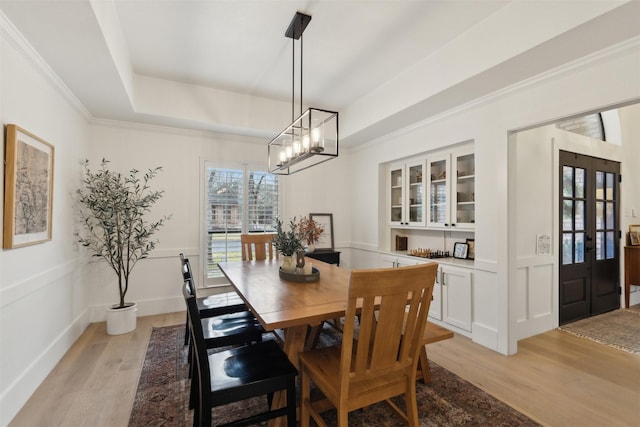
0,308,91,427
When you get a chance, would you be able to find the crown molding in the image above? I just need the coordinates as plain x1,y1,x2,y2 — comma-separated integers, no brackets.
0,11,91,120
351,35,640,153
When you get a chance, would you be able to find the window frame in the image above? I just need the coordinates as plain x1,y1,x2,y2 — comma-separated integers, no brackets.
200,161,280,287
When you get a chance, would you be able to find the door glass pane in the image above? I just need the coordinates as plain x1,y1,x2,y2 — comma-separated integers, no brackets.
605,201,614,229
605,172,614,200
575,168,585,198
563,166,573,198
409,164,422,184
575,233,585,263
409,206,422,222
596,232,603,260
562,233,573,265
575,201,584,231
595,201,604,229
606,231,614,259
563,200,573,231
595,171,604,200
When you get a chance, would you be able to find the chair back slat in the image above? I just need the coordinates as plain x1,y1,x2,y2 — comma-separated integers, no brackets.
341,263,437,382
241,233,278,261
183,280,212,421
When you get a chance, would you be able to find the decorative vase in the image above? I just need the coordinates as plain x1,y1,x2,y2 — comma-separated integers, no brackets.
306,243,315,253
282,255,296,273
106,302,138,335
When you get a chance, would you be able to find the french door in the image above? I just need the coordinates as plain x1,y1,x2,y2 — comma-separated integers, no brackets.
559,151,620,325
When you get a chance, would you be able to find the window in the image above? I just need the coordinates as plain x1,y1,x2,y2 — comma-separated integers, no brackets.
203,163,279,286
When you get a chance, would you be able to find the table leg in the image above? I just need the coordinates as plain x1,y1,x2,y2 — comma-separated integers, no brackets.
269,324,309,427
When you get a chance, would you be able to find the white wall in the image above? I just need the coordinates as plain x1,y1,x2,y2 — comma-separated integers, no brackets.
85,122,272,318
1,12,639,427
509,122,631,342
619,103,640,305
0,17,91,426
288,39,640,354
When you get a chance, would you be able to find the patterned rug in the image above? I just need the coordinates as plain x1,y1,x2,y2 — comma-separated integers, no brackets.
558,308,640,355
129,324,540,426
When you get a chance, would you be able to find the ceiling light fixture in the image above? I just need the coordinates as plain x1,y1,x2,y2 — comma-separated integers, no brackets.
268,12,339,175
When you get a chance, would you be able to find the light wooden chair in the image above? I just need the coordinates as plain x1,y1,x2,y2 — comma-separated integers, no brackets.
240,233,278,261
299,263,438,427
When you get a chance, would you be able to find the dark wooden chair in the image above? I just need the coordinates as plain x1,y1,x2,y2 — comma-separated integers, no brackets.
299,263,438,427
179,253,248,345
184,283,298,427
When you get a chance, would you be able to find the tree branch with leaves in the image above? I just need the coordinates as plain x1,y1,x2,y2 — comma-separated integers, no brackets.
76,159,170,308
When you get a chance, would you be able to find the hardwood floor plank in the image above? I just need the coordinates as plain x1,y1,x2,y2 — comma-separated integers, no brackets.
8,312,640,426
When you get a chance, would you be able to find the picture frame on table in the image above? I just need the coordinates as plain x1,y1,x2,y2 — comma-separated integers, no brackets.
630,231,640,246
3,124,55,249
465,238,475,260
630,224,640,233
453,242,469,259
309,213,334,250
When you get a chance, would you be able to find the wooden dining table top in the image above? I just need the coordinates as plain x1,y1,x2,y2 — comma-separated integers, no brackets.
217,258,351,331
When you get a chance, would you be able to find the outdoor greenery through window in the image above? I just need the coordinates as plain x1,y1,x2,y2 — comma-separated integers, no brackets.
204,163,278,286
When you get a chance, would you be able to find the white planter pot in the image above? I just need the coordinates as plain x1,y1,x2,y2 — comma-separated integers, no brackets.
106,303,138,335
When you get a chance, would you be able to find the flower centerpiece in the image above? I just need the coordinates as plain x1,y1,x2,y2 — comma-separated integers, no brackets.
272,217,304,272
297,216,324,253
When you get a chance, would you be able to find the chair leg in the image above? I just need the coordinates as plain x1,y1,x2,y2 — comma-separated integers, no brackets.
184,313,190,345
418,344,431,384
189,347,197,410
337,403,349,427
405,380,420,427
286,378,297,427
300,368,310,427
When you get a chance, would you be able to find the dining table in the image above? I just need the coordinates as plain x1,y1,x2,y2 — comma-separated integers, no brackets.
217,258,351,365
217,257,351,426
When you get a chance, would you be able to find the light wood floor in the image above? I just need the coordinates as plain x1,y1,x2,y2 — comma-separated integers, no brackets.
9,312,640,427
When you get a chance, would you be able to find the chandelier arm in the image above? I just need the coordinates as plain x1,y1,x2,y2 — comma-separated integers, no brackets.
300,32,303,117
292,36,295,123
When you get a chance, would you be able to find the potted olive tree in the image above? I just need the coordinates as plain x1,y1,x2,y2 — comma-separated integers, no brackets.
77,159,170,335
271,217,304,272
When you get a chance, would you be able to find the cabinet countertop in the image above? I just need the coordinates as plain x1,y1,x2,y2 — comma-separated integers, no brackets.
383,250,475,268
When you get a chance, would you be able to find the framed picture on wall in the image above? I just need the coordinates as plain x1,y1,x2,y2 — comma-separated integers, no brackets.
630,224,640,233
3,124,55,249
310,213,334,250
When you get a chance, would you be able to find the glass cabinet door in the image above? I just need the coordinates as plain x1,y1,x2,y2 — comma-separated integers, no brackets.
389,165,404,225
427,156,449,227
454,153,475,229
407,160,425,226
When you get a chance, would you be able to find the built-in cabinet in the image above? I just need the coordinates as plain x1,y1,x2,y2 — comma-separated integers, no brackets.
389,146,474,231
389,160,425,226
426,150,475,230
380,253,472,336
380,254,430,268
433,265,472,333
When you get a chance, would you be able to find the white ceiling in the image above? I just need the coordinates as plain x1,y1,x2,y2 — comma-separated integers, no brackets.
2,1,639,146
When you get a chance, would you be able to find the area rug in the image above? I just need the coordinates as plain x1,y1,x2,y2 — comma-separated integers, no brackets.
558,308,640,355
129,324,540,426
